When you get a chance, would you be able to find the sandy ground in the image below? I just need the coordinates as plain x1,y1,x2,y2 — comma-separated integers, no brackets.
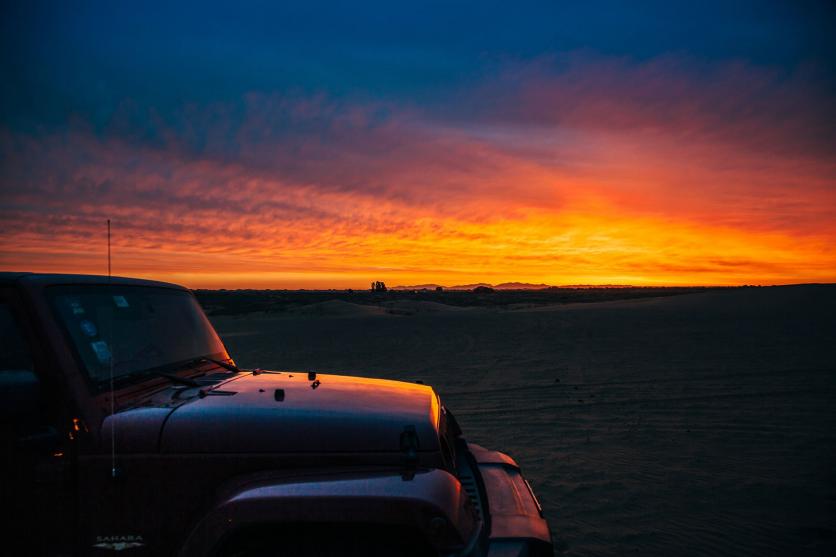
210,285,836,556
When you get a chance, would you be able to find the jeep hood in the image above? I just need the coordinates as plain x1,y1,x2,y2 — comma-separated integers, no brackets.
138,372,442,454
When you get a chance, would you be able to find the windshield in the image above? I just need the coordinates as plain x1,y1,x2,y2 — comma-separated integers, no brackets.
48,285,229,390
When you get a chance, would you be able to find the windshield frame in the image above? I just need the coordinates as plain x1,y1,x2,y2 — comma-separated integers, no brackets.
46,283,231,395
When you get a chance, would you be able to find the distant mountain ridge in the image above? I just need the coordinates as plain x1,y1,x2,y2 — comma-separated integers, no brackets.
494,282,552,290
393,282,553,290
448,283,493,290
389,284,445,290
391,282,638,290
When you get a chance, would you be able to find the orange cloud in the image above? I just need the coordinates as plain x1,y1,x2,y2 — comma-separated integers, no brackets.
2,63,835,288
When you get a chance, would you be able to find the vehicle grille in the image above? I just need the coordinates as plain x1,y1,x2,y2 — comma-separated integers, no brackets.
455,447,485,523
460,473,483,521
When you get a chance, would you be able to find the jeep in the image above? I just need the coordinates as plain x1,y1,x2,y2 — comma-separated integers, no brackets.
2,273,552,556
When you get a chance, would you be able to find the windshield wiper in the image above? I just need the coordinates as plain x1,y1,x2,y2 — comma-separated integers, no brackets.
146,357,239,390
154,372,202,388
201,356,241,373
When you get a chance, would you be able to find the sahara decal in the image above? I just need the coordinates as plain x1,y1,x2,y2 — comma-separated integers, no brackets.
92,535,145,551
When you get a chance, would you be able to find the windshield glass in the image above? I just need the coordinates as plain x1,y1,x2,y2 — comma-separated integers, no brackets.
48,285,228,390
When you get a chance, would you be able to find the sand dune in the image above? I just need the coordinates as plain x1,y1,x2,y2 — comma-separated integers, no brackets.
231,298,473,319
380,299,470,314
211,285,836,556
284,299,389,317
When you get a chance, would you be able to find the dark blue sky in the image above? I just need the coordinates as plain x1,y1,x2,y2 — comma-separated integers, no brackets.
2,0,834,133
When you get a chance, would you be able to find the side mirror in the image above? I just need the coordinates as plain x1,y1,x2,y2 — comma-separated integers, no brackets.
0,369,42,419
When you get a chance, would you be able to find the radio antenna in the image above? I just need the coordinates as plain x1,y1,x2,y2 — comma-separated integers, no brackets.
108,219,112,278
108,219,117,478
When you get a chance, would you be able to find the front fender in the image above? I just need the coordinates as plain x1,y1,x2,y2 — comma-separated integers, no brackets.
177,469,479,557
468,444,553,557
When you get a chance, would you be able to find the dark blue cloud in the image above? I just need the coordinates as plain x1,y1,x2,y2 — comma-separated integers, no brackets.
2,0,833,137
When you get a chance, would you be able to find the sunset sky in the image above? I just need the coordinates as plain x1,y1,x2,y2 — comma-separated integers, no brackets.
1,1,834,288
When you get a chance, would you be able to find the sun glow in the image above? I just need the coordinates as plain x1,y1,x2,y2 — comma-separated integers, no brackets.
4,195,833,288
